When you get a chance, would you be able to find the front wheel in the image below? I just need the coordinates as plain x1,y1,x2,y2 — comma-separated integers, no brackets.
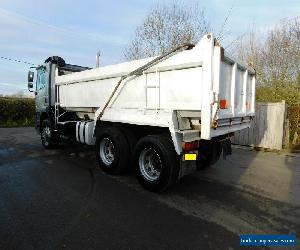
133,135,179,192
41,119,58,149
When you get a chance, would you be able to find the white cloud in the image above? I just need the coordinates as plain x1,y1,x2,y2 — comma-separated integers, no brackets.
0,6,128,94
1,0,299,95
0,7,127,46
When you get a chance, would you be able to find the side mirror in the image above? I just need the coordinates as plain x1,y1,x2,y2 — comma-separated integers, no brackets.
28,82,33,89
28,71,34,83
28,71,35,93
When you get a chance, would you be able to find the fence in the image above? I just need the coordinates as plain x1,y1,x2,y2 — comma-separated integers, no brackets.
232,101,287,150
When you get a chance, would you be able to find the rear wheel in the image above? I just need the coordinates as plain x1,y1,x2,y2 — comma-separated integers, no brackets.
134,135,179,192
41,119,58,149
96,127,129,174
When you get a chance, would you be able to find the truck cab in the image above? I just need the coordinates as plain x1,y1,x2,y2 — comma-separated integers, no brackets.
28,57,90,135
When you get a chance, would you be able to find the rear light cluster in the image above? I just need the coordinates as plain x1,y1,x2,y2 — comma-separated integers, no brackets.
182,140,199,151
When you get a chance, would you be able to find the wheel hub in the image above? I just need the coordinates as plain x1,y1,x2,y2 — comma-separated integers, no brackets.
99,138,115,166
42,127,51,146
139,148,162,181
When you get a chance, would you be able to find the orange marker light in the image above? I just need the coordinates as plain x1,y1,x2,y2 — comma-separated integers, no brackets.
219,99,229,109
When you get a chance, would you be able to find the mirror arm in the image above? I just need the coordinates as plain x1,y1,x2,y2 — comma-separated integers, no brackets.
28,89,37,95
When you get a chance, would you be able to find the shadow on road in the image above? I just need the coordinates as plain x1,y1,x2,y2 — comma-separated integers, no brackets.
1,127,299,249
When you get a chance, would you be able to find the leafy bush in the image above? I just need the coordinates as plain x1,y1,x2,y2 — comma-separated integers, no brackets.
256,84,300,106
0,97,35,127
287,106,300,149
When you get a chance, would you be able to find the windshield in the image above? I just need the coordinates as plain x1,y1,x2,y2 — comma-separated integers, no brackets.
36,67,46,91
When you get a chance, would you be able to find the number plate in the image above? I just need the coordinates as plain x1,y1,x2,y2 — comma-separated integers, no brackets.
184,153,197,161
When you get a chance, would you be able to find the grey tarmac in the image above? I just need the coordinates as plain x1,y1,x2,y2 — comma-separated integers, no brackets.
0,127,299,250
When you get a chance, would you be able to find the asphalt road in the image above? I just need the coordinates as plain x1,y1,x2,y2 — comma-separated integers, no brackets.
0,127,299,250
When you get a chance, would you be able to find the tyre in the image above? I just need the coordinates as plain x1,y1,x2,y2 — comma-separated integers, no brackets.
41,119,58,149
133,135,179,192
118,126,137,155
96,127,130,174
196,142,222,170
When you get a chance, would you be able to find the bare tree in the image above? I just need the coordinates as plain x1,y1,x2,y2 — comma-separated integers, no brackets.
232,17,300,87
229,25,264,85
262,17,300,86
124,2,211,60
216,3,235,42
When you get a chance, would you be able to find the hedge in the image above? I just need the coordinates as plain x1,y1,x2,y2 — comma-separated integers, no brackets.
287,106,300,149
0,97,35,127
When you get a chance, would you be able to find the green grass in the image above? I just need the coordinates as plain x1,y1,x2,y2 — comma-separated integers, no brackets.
0,119,34,128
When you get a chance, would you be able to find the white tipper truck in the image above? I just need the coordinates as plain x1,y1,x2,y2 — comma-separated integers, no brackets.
27,34,255,192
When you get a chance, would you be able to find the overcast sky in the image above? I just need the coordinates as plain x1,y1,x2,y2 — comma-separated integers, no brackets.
0,0,299,95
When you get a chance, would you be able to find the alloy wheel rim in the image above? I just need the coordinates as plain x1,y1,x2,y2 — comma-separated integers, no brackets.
42,126,51,146
139,147,162,181
99,137,115,166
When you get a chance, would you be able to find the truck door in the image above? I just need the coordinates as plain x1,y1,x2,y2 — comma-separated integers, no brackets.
35,66,48,113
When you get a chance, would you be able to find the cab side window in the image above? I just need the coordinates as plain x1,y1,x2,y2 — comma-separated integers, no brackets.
36,68,46,91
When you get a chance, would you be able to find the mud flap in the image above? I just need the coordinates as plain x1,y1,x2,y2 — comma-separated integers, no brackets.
220,138,232,159
178,160,197,179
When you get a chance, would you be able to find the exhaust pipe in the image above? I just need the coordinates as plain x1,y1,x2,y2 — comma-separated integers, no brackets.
96,51,100,68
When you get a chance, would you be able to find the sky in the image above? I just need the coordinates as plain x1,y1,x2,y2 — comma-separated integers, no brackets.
0,0,299,95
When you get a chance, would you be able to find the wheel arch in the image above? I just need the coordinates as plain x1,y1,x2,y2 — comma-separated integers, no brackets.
38,107,55,133
39,112,49,133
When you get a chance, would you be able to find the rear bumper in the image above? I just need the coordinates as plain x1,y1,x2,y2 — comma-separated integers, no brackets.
178,138,232,179
211,119,253,138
